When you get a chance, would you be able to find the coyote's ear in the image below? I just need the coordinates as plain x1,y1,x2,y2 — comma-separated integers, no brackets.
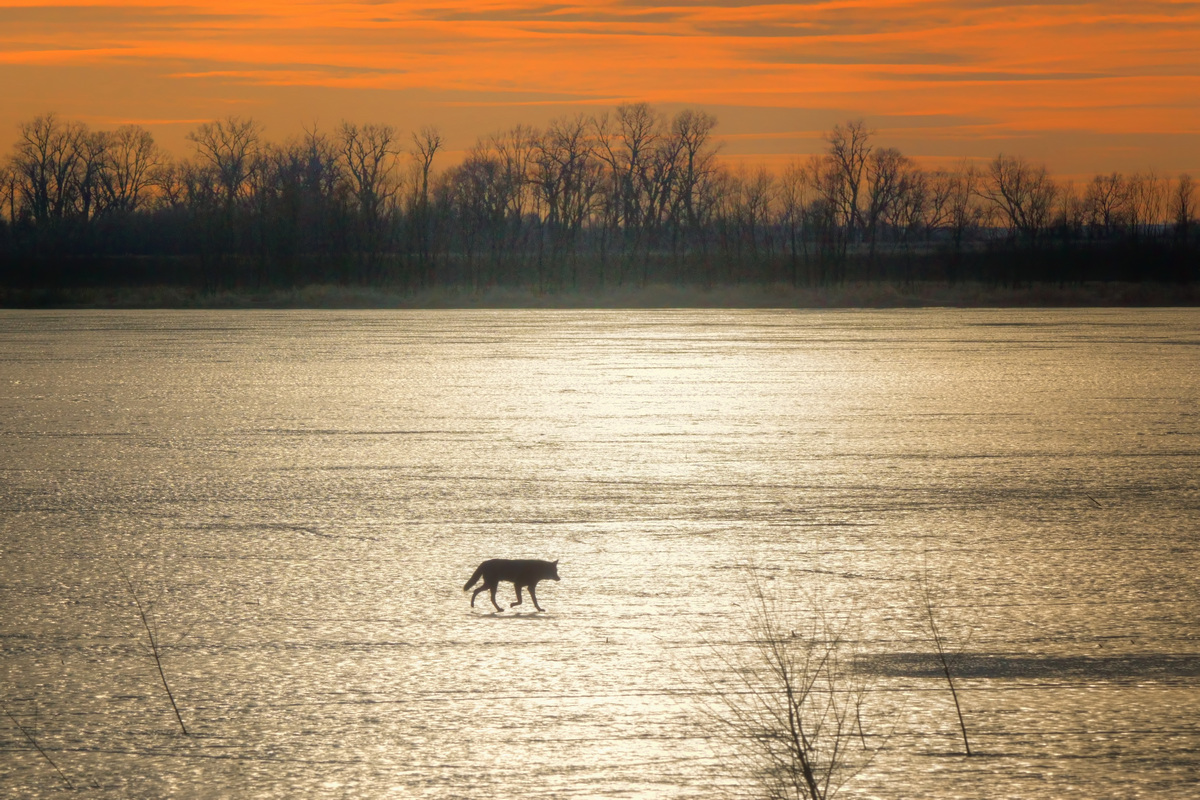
553,559,559,565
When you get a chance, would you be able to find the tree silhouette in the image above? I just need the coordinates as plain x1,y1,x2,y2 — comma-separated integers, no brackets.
103,125,166,214
410,126,442,286
1174,174,1195,241
980,154,1058,244
1,110,1196,294
826,120,873,245
12,113,85,227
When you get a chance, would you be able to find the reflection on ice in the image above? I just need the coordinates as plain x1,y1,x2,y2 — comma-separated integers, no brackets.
1,308,1198,798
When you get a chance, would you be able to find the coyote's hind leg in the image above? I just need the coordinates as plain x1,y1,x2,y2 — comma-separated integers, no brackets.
511,585,524,609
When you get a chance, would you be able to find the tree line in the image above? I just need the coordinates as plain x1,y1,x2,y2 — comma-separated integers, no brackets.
1,108,1197,292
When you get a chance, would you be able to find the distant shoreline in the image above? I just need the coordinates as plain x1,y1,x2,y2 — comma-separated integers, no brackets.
2,281,1198,310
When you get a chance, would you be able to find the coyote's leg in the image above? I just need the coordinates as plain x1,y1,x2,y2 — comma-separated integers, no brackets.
471,585,488,608
511,585,524,608
529,584,544,612
488,583,504,612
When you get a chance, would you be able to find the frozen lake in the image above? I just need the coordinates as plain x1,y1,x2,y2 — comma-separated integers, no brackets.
1,308,1198,798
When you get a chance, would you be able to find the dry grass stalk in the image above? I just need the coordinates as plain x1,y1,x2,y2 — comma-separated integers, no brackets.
916,558,971,756
125,577,189,736
3,703,74,789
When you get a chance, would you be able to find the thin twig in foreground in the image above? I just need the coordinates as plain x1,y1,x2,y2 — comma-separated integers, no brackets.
125,577,189,736
3,704,74,789
917,561,971,756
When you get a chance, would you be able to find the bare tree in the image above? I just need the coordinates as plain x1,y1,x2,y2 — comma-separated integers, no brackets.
1173,173,1195,241
187,116,262,208
102,125,165,213
884,165,928,252
490,125,538,221
534,114,601,288
489,125,540,281
778,160,813,286
864,147,915,262
593,102,663,284
825,120,873,243
336,121,401,277
950,166,983,249
743,165,777,266
0,162,16,223
289,124,346,256
444,147,507,288
602,103,660,224
411,126,442,197
1084,172,1128,238
710,165,742,280
643,124,686,275
184,116,265,282
980,154,1058,243
151,159,189,212
337,121,399,221
671,108,720,253
248,129,345,285
1127,171,1167,241
74,128,111,221
1055,180,1086,240
409,125,443,283
800,153,849,281
918,164,983,282
10,113,86,225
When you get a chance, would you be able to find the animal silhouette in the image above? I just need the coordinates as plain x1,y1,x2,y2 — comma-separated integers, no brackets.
463,558,560,612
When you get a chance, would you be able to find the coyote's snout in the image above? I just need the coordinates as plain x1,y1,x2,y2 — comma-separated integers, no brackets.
463,558,560,612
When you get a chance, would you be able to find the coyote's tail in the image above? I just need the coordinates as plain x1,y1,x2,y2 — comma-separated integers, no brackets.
463,565,484,591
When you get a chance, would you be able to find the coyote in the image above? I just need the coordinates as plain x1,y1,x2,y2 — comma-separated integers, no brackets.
463,558,560,612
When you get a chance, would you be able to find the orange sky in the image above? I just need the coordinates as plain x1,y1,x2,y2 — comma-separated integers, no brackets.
2,1,1199,175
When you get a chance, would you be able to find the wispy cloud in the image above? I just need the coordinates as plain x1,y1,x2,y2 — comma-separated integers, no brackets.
0,2,1197,171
